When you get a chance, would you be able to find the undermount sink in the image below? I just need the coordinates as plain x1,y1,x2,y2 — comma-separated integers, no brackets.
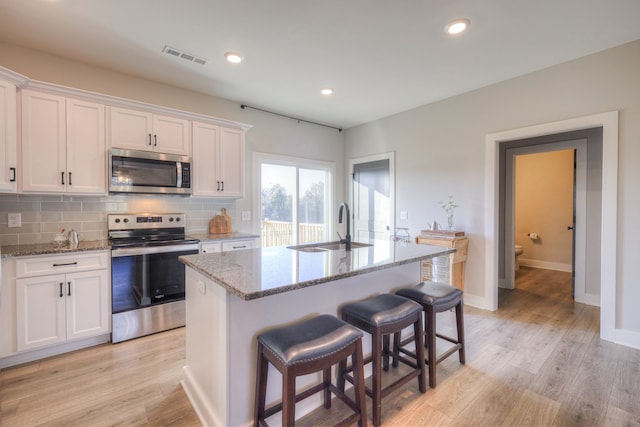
287,241,373,252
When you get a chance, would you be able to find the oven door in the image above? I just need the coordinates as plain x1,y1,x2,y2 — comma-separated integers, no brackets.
111,244,199,313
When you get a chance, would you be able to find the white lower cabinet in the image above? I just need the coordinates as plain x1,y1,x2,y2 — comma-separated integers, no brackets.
15,252,110,352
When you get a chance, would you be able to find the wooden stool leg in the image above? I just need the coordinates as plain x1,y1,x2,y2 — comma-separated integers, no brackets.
382,334,390,371
282,369,296,426
414,315,427,393
372,331,383,426
254,342,268,426
456,301,466,364
323,367,331,409
352,341,368,427
426,306,437,388
392,331,401,368
337,358,346,392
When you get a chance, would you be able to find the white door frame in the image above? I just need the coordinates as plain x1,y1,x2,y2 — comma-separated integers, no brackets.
348,152,395,241
485,111,618,342
504,139,593,306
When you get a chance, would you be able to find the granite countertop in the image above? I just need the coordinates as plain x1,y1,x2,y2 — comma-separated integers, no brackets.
1,240,111,258
179,241,455,301
187,231,260,242
1,232,260,258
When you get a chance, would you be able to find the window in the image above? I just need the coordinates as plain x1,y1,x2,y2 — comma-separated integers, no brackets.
254,153,334,247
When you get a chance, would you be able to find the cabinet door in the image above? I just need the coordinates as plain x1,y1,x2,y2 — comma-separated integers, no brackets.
16,274,66,351
108,106,153,151
21,90,67,193
153,114,190,155
217,127,244,197
0,79,17,192
66,269,110,340
66,98,106,194
192,121,219,196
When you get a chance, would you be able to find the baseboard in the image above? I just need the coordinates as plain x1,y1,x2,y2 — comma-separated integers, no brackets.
0,334,110,369
615,328,640,350
182,365,222,427
519,258,572,272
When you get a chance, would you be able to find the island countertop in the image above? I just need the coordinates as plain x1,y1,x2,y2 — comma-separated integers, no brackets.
179,241,454,300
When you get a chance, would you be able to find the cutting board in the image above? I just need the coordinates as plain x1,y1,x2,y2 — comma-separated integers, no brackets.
209,208,232,234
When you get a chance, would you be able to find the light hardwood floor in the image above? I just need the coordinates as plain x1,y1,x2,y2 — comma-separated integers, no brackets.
1,267,639,426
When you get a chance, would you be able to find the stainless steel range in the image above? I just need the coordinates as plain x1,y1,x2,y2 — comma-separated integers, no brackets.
109,213,199,343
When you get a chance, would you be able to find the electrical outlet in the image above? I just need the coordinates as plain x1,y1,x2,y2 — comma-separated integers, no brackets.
241,211,251,221
197,280,206,295
400,211,408,220
8,213,21,228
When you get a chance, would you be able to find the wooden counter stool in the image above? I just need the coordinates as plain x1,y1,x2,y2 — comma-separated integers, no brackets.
254,314,367,426
338,293,426,426
394,281,465,388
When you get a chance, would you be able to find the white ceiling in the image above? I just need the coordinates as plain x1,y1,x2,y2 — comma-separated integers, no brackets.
1,1,640,129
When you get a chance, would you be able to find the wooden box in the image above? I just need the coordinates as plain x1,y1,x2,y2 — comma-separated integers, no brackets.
416,231,468,292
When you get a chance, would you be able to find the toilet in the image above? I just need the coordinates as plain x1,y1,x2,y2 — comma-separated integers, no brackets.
514,245,524,270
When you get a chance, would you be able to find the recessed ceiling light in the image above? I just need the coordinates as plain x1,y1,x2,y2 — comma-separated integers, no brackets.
224,52,243,64
321,88,333,95
445,18,470,35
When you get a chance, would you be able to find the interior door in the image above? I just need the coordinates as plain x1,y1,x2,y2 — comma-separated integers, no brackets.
351,154,393,243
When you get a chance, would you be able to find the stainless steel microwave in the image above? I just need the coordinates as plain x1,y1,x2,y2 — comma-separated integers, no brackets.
109,148,192,195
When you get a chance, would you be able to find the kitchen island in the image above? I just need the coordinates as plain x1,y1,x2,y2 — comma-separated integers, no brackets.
179,241,454,426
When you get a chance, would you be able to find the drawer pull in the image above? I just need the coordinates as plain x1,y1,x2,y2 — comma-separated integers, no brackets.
59,282,63,298
52,262,78,267
10,167,16,182
233,245,246,249
67,281,71,296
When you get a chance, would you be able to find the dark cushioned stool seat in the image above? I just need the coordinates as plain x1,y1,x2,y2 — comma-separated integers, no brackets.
395,281,465,388
254,314,367,426
339,294,426,426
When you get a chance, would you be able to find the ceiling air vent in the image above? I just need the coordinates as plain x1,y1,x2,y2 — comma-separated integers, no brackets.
162,45,208,66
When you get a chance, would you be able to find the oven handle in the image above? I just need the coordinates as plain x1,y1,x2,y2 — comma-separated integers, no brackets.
111,243,199,257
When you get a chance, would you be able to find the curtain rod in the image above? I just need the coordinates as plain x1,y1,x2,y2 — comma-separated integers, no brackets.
240,104,342,132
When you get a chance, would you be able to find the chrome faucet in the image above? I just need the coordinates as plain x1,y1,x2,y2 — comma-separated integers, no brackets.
338,202,351,251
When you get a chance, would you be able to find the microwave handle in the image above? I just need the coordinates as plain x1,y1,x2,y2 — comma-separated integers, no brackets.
176,162,183,188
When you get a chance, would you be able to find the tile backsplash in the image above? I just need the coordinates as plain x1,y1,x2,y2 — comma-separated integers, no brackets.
0,194,236,245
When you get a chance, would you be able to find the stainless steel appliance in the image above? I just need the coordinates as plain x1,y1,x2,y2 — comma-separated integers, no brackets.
109,213,199,343
109,148,192,195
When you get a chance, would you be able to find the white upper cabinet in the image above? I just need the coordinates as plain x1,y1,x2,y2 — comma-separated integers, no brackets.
192,121,244,197
20,90,106,194
109,106,190,155
0,79,17,192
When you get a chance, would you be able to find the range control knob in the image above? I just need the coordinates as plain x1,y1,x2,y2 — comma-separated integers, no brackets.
123,218,129,223
114,218,121,223
175,217,181,222
169,217,174,222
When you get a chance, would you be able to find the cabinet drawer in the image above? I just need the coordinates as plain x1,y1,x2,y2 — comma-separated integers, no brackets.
221,240,254,252
16,251,109,278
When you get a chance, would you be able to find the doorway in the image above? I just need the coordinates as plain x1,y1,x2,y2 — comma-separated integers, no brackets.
484,111,618,342
349,152,395,243
504,139,590,305
502,142,588,305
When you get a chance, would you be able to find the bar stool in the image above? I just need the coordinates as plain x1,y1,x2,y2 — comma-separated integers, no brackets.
394,281,465,388
254,314,367,427
338,293,426,426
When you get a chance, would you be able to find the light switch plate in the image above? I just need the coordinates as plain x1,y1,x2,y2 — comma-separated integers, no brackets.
399,211,408,220
8,213,21,227
241,211,251,221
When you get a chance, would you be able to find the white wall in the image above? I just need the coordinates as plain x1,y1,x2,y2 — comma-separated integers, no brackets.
0,43,346,236
344,39,640,341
